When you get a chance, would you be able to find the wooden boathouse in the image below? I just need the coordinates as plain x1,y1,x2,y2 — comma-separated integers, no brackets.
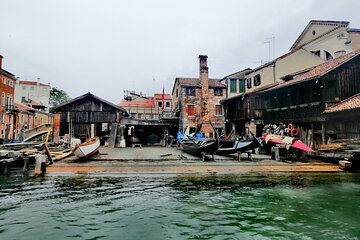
52,92,128,142
222,50,360,149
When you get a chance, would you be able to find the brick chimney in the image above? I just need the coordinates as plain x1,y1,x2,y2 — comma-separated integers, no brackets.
199,55,213,136
0,55,3,69
199,55,209,118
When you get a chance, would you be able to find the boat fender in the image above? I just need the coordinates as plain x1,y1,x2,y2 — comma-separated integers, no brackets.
287,123,293,130
291,128,299,136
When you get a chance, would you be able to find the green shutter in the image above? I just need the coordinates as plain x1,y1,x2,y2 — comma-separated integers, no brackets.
230,79,237,93
239,80,245,93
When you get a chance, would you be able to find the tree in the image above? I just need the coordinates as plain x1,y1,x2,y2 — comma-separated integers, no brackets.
50,87,71,108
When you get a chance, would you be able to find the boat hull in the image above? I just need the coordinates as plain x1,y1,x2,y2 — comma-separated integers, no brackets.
73,137,100,159
217,138,260,155
180,139,218,156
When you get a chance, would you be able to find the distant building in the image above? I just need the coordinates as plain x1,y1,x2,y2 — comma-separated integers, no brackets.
14,79,51,112
0,54,17,142
172,55,226,136
119,91,172,120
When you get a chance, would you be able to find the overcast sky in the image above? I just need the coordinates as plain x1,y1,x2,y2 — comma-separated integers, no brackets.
1,0,360,103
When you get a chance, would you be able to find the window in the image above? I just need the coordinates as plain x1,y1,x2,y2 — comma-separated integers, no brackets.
230,79,237,93
187,105,195,116
158,101,162,108
30,86,35,90
239,80,245,93
1,93,4,106
311,50,320,57
138,113,142,119
215,105,222,116
166,101,170,108
2,78,6,84
131,113,136,118
254,74,261,86
21,96,26,103
247,78,252,89
325,51,333,60
185,87,195,96
214,88,223,96
20,115,24,124
22,86,26,90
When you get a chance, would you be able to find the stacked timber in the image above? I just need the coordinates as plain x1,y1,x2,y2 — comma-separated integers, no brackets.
318,143,348,152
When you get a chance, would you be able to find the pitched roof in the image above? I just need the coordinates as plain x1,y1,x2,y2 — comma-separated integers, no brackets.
53,92,128,115
17,80,50,87
176,78,226,88
290,20,350,50
221,68,252,81
119,97,156,108
0,68,16,80
14,102,35,113
263,49,360,92
246,48,303,74
324,93,360,113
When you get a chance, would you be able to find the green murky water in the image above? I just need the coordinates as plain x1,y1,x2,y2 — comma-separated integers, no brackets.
0,173,360,239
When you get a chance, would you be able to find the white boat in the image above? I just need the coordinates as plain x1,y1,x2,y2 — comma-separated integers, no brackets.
73,137,100,159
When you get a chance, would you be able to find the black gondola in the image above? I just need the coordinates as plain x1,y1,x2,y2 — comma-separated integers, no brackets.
179,122,219,161
217,132,260,155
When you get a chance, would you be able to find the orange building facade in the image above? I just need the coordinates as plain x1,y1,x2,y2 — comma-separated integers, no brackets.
0,55,16,142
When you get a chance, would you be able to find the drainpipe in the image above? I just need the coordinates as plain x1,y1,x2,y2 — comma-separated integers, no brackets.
273,61,276,83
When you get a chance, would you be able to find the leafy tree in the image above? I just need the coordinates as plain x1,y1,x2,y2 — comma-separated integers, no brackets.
50,87,71,108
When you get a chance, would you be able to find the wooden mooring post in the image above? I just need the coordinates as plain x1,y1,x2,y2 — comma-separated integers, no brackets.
34,154,47,177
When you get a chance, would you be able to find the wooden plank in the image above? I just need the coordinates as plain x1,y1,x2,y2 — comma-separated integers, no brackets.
108,123,118,147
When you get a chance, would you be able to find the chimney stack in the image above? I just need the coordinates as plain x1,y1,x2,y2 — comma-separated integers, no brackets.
199,55,209,119
0,55,3,69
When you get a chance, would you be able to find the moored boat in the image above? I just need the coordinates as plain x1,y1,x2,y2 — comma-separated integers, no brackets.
73,137,100,159
217,136,260,155
179,121,219,160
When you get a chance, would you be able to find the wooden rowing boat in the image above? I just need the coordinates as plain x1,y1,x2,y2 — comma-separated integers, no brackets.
73,137,100,159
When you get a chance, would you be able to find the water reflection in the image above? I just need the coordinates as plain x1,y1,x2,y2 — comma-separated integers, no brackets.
0,173,360,239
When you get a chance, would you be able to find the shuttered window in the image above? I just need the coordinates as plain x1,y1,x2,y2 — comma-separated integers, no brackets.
215,105,222,115
239,80,245,93
187,105,195,116
230,79,237,93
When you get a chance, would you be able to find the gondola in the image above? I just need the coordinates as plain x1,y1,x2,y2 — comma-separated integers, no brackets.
217,135,260,155
179,122,219,160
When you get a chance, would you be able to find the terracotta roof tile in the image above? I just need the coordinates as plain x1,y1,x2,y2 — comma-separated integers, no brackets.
14,103,35,112
324,93,360,113
18,80,50,87
265,49,360,92
176,78,226,88
153,93,172,100
119,98,156,108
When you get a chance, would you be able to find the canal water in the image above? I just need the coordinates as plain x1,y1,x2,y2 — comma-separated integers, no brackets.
1,173,360,240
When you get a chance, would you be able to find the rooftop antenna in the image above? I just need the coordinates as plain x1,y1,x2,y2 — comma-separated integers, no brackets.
264,41,271,61
266,36,275,59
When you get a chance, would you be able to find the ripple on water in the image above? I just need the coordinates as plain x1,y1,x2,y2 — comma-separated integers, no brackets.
0,174,360,239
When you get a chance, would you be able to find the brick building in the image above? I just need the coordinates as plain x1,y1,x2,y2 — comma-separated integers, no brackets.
0,54,17,142
172,55,226,136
